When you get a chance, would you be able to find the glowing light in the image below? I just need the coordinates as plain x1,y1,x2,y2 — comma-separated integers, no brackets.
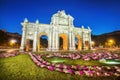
10,39,16,44
91,41,95,45
91,41,95,47
99,59,120,64
106,39,115,47
10,39,17,47
51,60,65,63
109,39,113,43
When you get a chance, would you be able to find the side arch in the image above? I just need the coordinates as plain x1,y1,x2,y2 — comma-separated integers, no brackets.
75,35,82,50
85,41,90,50
37,32,48,52
59,33,68,50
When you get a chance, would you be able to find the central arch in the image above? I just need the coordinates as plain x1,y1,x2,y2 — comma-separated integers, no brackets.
85,41,89,50
59,34,68,50
38,32,48,52
75,35,82,50
26,39,33,51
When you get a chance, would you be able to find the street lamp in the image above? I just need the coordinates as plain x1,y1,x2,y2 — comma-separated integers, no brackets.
91,41,95,50
109,39,113,43
11,39,16,44
10,39,17,48
91,41,95,47
108,39,115,48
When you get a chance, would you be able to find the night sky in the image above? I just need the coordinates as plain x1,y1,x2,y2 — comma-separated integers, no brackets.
0,0,120,35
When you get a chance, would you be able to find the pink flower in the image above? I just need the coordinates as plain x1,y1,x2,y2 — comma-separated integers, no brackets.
114,73,120,76
64,65,71,69
67,69,74,74
63,69,68,73
63,69,74,74
82,66,88,70
78,70,84,75
40,64,46,68
47,66,54,71
36,62,41,66
116,68,120,72
104,72,110,76
46,62,50,65
59,64,64,68
84,57,91,61
73,65,80,70
96,72,101,76
96,66,102,70
84,70,94,76
55,68,63,72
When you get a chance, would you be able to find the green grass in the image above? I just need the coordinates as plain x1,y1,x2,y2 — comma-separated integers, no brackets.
0,54,119,80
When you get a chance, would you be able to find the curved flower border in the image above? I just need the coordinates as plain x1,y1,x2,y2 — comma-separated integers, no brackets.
0,51,20,58
46,52,120,60
29,52,120,77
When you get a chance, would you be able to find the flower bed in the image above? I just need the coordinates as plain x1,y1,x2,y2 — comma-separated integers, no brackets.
29,52,120,77
0,51,20,58
46,52,120,60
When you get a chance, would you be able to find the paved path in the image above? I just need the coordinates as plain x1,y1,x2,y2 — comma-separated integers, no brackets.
0,48,19,53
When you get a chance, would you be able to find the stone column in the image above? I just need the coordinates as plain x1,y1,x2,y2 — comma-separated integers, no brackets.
48,31,52,51
82,32,85,50
71,32,75,50
69,31,72,50
82,41,85,50
55,32,59,51
37,37,40,52
20,26,26,52
52,30,55,51
33,30,37,52
88,32,92,50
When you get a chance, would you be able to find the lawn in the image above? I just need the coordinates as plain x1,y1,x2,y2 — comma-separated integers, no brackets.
0,53,119,80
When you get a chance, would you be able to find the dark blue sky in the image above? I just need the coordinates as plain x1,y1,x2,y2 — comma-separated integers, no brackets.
0,0,120,35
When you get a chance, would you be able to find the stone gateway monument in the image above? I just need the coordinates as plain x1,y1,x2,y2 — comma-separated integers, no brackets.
20,10,92,52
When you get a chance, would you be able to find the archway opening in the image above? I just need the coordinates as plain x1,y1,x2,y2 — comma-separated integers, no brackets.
26,39,33,51
75,35,82,50
40,35,48,48
75,38,78,49
59,34,68,50
38,33,48,51
85,41,89,50
59,37,63,50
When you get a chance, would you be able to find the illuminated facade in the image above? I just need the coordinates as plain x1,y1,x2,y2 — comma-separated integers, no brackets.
20,10,92,52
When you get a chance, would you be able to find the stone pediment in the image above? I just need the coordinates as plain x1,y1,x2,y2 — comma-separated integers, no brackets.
54,10,68,18
51,10,73,26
